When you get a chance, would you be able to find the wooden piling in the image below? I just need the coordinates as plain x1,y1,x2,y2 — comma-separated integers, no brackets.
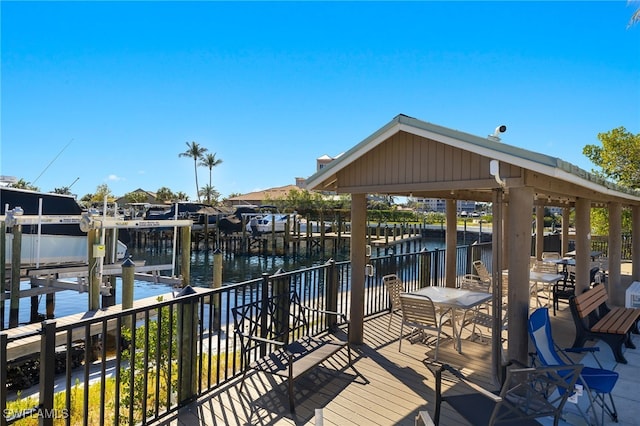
180,226,191,287
122,257,135,330
88,228,100,311
212,248,222,330
9,224,21,328
45,292,55,319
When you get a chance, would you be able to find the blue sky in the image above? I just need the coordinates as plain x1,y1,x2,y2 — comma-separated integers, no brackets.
2,1,639,202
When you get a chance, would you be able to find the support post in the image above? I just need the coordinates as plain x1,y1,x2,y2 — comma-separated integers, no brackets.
9,224,22,328
0,222,5,330
88,228,100,311
325,259,338,329
418,247,430,288
212,248,222,330
45,291,55,320
608,202,622,305
535,205,544,259
180,226,191,287
121,257,135,330
39,320,56,426
1,332,7,425
575,198,591,294
102,229,117,308
445,199,457,288
272,268,290,342
562,207,570,256
491,188,504,383
349,193,367,344
633,205,640,283
506,186,534,365
176,285,198,405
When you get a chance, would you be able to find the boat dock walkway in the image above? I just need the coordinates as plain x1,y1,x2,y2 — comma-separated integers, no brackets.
3,290,183,362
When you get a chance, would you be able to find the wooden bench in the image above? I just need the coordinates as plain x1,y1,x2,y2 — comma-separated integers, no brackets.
231,290,352,412
569,283,640,363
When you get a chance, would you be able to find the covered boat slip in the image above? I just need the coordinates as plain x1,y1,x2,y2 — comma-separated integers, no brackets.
304,114,640,376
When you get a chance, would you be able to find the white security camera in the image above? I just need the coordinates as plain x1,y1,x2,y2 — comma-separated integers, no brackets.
488,125,507,141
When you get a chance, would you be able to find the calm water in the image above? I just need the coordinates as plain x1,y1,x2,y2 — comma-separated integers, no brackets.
4,237,447,325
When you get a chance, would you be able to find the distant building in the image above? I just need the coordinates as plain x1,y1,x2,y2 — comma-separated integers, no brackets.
411,198,479,214
316,153,344,172
226,184,302,206
115,188,159,205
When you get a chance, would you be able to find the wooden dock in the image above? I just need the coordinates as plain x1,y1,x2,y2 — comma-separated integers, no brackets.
1,263,178,302
3,290,197,362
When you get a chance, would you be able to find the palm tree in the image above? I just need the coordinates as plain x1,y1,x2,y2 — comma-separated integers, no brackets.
179,141,208,202
199,185,220,205
175,191,189,201
629,1,640,27
199,153,223,204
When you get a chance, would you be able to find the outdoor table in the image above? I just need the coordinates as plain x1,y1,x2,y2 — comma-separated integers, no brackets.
409,286,492,353
528,271,564,307
564,250,602,260
502,270,564,307
545,257,575,281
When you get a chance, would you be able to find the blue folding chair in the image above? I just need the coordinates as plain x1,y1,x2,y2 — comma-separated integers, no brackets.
528,307,618,425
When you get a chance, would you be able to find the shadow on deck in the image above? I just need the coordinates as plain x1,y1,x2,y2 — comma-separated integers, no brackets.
151,302,640,426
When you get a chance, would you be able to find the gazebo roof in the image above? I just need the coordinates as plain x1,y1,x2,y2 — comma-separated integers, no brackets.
305,114,640,207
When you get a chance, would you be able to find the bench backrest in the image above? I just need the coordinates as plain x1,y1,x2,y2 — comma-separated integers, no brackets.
232,290,309,348
571,284,608,319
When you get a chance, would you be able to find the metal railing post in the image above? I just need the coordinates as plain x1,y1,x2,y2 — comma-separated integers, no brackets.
271,269,290,342
260,273,270,357
175,286,198,406
325,259,338,329
1,332,7,426
212,248,223,331
434,248,441,287
418,248,430,288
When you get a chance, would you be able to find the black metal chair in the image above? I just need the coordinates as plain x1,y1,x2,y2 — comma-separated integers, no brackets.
432,362,583,426
552,266,600,316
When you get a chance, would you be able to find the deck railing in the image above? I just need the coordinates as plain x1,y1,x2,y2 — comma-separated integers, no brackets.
1,242,491,426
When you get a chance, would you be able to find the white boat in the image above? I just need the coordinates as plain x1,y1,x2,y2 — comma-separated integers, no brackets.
1,187,127,266
243,212,333,235
246,212,290,234
5,232,127,265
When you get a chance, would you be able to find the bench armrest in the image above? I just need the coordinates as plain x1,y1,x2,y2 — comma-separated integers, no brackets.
300,305,348,322
235,330,286,347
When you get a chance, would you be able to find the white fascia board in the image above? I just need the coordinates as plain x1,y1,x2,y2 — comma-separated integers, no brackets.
399,122,640,203
305,120,402,190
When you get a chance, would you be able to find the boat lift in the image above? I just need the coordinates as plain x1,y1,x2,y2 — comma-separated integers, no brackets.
2,208,194,319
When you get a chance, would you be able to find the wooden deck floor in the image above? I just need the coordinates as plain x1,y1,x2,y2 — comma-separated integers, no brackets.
151,301,640,426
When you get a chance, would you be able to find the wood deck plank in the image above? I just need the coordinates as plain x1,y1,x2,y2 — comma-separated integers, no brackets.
152,309,516,425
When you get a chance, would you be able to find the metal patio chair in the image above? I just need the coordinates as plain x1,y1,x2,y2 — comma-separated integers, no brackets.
383,274,404,330
472,260,492,285
398,293,453,361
